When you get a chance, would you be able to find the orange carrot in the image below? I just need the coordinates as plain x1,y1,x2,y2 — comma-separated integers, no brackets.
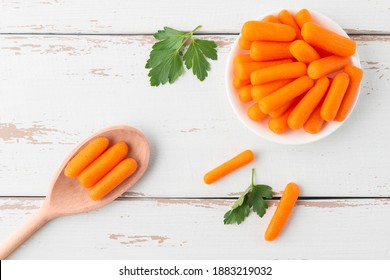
78,142,129,188
335,65,363,122
265,182,300,241
241,21,296,42
289,40,320,63
304,102,325,134
288,76,330,130
268,106,295,134
307,55,350,79
313,47,333,58
247,103,268,121
251,79,293,103
233,54,252,70
295,8,313,29
278,9,303,40
268,100,293,118
262,15,281,23
233,76,250,88
204,150,254,184
89,158,138,200
235,59,293,80
64,137,109,178
238,85,253,102
301,22,356,57
321,72,350,121
251,62,307,85
238,36,252,50
259,76,314,113
250,41,293,61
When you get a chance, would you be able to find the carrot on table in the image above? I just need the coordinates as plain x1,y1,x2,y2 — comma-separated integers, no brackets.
251,79,293,103
278,9,303,39
288,76,330,130
233,76,250,88
259,76,314,114
301,22,356,57
204,150,254,184
238,85,253,102
64,137,109,178
265,182,300,241
233,54,252,70
268,106,295,134
251,62,307,85
89,158,138,200
235,59,293,80
250,41,293,61
289,40,320,63
241,21,296,42
304,102,326,134
335,65,363,122
78,141,129,188
307,55,350,79
238,36,252,50
295,8,313,29
262,15,281,23
247,103,268,121
321,72,350,121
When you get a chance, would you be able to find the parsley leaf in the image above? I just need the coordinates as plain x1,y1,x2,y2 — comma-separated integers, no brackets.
146,25,218,86
224,169,273,225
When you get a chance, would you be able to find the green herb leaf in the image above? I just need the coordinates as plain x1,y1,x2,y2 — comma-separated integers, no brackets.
146,25,218,86
224,169,273,224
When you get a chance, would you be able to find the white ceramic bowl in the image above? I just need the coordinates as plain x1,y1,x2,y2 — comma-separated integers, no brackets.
225,9,361,145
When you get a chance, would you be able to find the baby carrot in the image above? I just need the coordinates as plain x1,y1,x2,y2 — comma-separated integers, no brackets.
288,76,330,130
304,102,325,134
295,8,313,29
262,15,281,23
259,76,314,114
307,55,350,79
247,103,268,121
250,42,293,61
89,158,138,200
278,9,303,40
251,79,293,103
301,22,356,57
268,106,295,134
64,137,109,178
265,182,300,241
335,65,363,122
321,72,350,121
204,150,254,184
313,46,333,58
289,40,320,63
238,85,253,102
233,76,250,88
236,59,293,80
233,54,253,70
251,62,307,85
238,36,252,50
241,21,296,42
268,100,293,118
78,141,129,188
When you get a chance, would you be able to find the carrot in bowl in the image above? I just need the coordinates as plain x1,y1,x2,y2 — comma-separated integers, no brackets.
251,62,307,85
251,79,293,103
304,101,326,134
250,42,293,61
64,137,109,178
295,8,313,29
78,141,129,188
262,15,281,23
268,106,295,134
289,40,320,63
233,76,250,88
307,55,350,79
238,85,253,102
204,150,254,184
241,21,296,42
236,59,293,80
238,36,252,50
233,54,253,70
89,158,138,200
278,9,303,40
247,103,268,121
265,182,300,241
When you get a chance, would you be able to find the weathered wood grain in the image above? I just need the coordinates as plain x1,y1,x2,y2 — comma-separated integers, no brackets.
0,0,389,34
0,197,389,259
0,34,389,197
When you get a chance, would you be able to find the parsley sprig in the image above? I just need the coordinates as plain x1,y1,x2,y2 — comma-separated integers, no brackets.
224,169,273,225
146,25,218,86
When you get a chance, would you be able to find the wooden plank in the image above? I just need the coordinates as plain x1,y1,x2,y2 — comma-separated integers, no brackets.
0,35,389,197
0,0,389,34
0,197,389,259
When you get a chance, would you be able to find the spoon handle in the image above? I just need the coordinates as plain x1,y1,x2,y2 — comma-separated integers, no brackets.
0,208,52,259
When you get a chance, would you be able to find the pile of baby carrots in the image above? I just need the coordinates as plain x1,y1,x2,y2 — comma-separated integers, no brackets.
233,9,363,134
64,137,138,200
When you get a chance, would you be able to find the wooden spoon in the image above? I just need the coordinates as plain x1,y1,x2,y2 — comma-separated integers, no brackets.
0,125,150,259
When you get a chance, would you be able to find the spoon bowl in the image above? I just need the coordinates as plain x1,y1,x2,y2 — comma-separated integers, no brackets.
0,125,150,259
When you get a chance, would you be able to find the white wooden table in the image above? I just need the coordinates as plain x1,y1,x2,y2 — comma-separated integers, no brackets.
1,0,389,259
